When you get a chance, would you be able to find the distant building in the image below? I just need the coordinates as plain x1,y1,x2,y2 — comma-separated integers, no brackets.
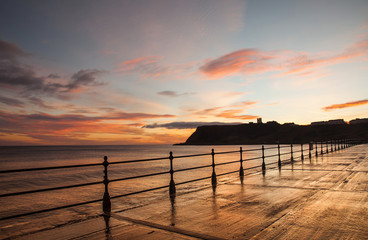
327,119,346,125
350,118,368,124
311,119,346,126
257,118,262,124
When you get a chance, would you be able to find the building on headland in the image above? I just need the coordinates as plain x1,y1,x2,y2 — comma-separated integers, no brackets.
311,119,347,126
349,118,368,124
257,118,262,124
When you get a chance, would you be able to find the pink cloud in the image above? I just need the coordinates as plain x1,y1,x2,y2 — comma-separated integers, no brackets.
322,99,368,111
191,101,259,120
116,56,161,72
199,38,368,79
115,56,171,78
199,49,279,79
115,56,198,79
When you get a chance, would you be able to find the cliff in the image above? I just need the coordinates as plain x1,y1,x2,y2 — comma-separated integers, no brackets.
181,122,368,145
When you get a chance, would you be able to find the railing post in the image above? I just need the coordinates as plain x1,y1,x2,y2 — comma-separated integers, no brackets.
278,143,281,169
330,141,333,152
239,147,244,177
169,152,176,196
320,142,323,155
334,140,337,151
301,143,304,161
103,156,111,215
261,145,266,175
315,143,318,157
211,149,217,186
338,140,340,150
309,142,312,158
326,141,329,153
290,144,294,162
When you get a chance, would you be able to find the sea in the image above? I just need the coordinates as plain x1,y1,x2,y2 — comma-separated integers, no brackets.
0,144,295,238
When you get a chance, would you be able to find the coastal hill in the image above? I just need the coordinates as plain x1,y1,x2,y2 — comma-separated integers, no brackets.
180,118,368,145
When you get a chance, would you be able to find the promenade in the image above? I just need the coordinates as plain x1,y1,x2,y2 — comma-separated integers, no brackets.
14,144,368,239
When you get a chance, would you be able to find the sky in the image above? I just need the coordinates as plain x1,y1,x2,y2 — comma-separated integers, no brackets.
0,0,367,145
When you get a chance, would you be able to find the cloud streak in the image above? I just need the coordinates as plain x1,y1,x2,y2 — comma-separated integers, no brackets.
199,38,368,79
115,56,198,79
200,49,279,79
0,38,105,98
192,101,259,120
216,109,259,120
322,99,368,111
0,110,176,144
0,96,24,107
115,56,171,78
157,90,195,97
144,121,243,129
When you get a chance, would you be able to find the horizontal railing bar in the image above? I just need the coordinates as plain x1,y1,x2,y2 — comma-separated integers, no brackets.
0,197,103,221
176,164,266,186
109,156,169,165
243,156,262,162
280,152,290,156
263,146,279,150
242,148,262,152
215,159,240,166
215,150,240,155
264,153,279,158
109,171,170,183
175,164,212,173
0,180,103,198
0,163,101,174
279,146,290,149
173,152,212,159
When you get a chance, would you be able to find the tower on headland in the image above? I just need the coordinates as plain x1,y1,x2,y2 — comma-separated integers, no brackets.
257,118,262,124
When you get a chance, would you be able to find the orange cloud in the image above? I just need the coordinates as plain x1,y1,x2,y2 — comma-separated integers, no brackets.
199,49,279,79
216,109,259,120
191,101,259,120
199,38,368,79
116,56,161,72
231,101,258,108
0,110,176,145
322,99,368,111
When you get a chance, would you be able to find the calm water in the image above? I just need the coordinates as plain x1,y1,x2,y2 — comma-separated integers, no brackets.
0,144,297,237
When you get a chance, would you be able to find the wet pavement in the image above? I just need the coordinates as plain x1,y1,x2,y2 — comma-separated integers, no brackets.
13,144,368,239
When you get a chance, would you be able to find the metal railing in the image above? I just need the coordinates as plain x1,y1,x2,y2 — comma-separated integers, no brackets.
0,139,358,221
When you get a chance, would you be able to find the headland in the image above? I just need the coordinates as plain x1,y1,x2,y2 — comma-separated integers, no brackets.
179,118,368,145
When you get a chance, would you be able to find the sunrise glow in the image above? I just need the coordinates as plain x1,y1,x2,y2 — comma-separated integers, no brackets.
0,1,367,145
